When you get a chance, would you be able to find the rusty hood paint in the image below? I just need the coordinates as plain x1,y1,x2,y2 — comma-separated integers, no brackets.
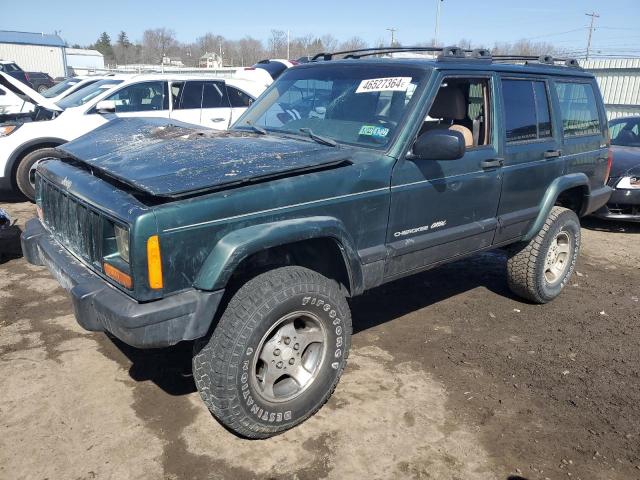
58,117,351,197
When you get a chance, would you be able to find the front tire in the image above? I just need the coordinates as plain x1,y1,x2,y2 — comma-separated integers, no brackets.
15,147,63,201
193,266,352,438
506,206,581,304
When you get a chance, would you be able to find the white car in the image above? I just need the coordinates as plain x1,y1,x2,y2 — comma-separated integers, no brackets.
0,72,266,200
40,75,113,103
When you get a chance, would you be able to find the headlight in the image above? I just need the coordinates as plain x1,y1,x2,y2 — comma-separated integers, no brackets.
114,225,130,263
616,176,640,189
0,124,20,136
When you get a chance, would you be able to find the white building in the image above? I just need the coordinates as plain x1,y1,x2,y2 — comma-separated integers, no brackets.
583,58,640,120
0,30,67,78
65,48,104,74
199,52,222,69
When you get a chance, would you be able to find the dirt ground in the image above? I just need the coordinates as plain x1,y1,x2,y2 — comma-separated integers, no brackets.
1,197,639,480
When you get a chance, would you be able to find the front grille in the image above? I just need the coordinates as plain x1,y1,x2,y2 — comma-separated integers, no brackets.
39,177,103,265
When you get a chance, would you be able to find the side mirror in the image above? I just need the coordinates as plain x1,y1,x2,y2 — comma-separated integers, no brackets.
95,100,116,114
408,129,465,161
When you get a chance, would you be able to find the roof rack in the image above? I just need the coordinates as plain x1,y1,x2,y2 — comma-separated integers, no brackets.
310,46,580,68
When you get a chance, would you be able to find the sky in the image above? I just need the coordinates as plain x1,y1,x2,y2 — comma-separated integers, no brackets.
3,0,639,56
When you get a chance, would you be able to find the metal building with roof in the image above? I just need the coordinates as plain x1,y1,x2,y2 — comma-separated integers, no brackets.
0,30,67,78
583,58,640,120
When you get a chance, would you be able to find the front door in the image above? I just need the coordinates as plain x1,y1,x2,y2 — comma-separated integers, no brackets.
385,73,503,280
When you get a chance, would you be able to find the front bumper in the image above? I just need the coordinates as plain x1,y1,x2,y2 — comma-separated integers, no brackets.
593,187,640,222
21,218,224,348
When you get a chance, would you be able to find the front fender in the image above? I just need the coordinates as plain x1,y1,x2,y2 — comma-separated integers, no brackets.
193,216,363,294
523,173,589,241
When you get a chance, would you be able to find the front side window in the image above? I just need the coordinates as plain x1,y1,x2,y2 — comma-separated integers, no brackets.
237,65,427,149
555,82,601,137
610,118,640,147
502,79,552,142
57,79,123,109
106,81,166,112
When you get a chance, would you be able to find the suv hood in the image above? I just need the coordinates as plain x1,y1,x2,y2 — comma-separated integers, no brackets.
58,117,351,197
0,72,62,112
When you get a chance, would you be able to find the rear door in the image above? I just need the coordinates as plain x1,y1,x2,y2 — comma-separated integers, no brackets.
493,76,564,243
200,80,233,129
170,80,204,125
552,79,608,194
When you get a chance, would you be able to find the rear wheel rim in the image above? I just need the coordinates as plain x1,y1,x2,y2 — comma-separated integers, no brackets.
544,230,571,285
250,311,327,403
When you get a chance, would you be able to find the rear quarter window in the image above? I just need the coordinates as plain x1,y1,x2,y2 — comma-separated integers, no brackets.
555,82,601,137
502,79,552,142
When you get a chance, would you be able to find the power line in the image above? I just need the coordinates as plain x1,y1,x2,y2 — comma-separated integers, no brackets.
523,27,587,41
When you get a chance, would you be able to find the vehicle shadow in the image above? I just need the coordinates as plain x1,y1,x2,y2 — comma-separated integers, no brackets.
582,216,640,234
0,191,27,203
110,250,516,396
109,336,198,396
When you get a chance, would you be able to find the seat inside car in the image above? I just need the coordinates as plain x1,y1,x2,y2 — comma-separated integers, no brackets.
421,86,474,147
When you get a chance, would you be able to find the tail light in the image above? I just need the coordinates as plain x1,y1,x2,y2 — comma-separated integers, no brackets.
24,72,30,81
605,147,613,184
244,67,256,71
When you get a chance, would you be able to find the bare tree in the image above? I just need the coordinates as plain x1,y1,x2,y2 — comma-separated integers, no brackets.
338,36,368,52
269,30,287,57
320,34,339,53
237,36,266,66
141,28,178,64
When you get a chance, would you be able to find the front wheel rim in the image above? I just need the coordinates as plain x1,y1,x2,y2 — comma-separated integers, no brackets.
544,231,572,284
250,311,327,403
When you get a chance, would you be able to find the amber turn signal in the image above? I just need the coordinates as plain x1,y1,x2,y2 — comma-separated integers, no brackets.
103,262,133,289
147,235,163,289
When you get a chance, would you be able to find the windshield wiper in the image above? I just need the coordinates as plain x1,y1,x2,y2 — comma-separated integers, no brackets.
245,120,267,135
299,128,337,147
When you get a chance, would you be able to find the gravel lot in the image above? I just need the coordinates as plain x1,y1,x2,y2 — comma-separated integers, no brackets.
1,198,639,480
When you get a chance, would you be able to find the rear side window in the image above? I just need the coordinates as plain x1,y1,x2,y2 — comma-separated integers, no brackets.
202,81,228,108
227,86,254,107
555,82,601,137
502,79,552,142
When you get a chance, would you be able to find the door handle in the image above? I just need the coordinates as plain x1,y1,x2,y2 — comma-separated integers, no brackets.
211,117,226,123
480,158,503,169
544,149,562,159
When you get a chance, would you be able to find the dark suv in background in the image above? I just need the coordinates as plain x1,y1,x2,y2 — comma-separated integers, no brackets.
25,71,55,93
594,116,640,221
22,46,612,438
0,60,32,88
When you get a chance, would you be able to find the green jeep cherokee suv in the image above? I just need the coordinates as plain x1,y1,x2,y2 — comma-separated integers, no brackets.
21,47,613,438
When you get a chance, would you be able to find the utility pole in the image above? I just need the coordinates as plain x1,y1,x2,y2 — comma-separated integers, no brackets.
585,11,599,60
434,0,443,47
386,27,397,46
287,30,290,59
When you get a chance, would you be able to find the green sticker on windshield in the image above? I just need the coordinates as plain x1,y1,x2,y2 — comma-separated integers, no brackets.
359,125,390,138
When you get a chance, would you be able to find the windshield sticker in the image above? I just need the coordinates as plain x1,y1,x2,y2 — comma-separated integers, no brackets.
356,77,412,94
359,125,390,137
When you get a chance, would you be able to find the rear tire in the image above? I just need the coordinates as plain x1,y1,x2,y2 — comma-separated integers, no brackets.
37,85,48,93
506,206,580,304
15,147,62,201
193,266,352,438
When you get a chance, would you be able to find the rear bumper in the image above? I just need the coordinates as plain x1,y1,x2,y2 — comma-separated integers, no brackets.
582,185,613,216
21,218,224,348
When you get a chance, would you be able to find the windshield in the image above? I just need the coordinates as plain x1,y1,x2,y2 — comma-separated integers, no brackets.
56,79,123,109
42,78,84,98
236,64,426,149
610,118,640,147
